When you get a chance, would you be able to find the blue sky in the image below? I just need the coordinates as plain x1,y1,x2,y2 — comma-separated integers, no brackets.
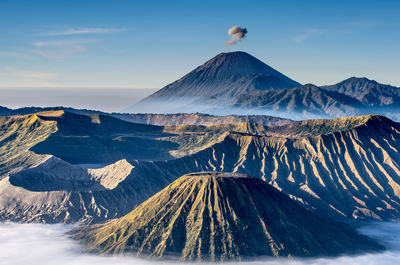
0,0,399,89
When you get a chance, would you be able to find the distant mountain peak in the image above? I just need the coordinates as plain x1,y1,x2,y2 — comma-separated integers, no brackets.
340,77,379,86
298,83,319,89
323,77,400,107
207,50,253,61
201,51,271,73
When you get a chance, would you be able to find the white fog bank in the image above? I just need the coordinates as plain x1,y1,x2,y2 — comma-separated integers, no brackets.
1,222,400,265
0,88,157,113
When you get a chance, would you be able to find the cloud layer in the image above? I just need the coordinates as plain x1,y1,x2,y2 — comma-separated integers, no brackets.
0,222,399,265
41,28,123,36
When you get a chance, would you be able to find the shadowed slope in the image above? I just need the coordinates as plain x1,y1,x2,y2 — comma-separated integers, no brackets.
73,172,382,261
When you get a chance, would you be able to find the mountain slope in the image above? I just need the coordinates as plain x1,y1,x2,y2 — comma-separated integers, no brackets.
72,172,382,261
232,84,363,119
136,51,300,108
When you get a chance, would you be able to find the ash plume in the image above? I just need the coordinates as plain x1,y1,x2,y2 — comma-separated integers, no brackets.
225,26,248,45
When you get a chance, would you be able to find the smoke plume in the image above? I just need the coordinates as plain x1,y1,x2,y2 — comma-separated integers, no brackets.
225,26,248,45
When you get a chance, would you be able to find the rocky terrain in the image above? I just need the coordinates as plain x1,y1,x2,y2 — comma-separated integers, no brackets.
72,172,382,261
1,110,400,223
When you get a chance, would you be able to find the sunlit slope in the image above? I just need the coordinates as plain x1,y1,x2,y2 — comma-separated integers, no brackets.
0,113,57,178
73,172,382,261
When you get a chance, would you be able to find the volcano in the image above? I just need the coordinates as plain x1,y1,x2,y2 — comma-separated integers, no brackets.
131,51,300,112
72,172,382,261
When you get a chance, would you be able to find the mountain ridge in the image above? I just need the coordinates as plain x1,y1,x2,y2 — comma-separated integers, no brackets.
323,77,400,106
233,84,363,119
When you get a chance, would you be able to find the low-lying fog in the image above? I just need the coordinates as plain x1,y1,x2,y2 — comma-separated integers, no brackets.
0,88,157,113
1,222,400,265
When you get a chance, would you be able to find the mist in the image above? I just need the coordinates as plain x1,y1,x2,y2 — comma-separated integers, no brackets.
128,97,333,121
1,222,400,265
0,88,157,113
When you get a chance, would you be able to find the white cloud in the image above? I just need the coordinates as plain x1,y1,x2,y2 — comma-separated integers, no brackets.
30,27,122,60
0,67,58,87
292,28,324,43
32,39,91,59
4,67,57,80
41,27,123,36
34,46,87,60
341,19,380,34
34,39,93,47
0,51,30,59
0,222,399,265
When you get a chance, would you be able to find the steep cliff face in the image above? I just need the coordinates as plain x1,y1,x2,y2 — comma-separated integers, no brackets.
73,172,382,261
